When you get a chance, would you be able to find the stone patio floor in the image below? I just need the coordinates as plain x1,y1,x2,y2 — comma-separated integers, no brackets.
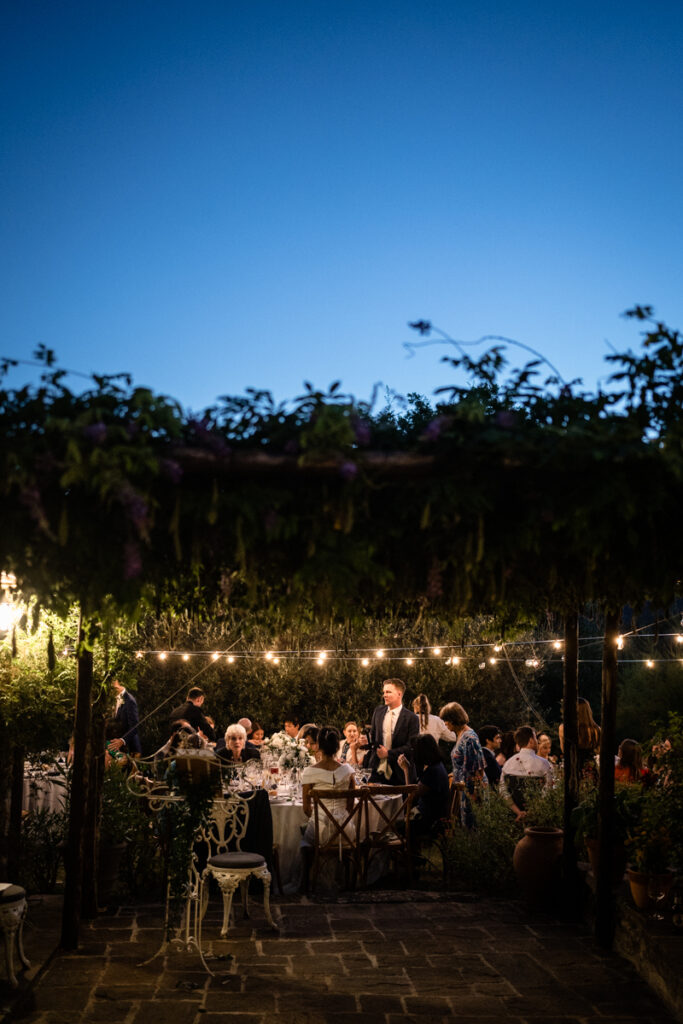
2,892,679,1024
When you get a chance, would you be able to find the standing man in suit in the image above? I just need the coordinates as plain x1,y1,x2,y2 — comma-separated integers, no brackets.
112,678,142,756
366,678,419,786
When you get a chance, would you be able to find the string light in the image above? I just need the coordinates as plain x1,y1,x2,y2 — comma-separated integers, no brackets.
375,649,384,658
489,657,497,666
676,635,683,645
433,647,441,656
158,652,167,661
452,656,460,666
553,640,562,650
316,657,325,666
616,636,624,650
405,657,413,666
272,657,280,665
646,659,654,668
265,652,274,661
182,654,190,661
318,651,327,661
227,656,235,664
361,658,369,667
212,652,219,661
135,651,143,659
493,644,502,653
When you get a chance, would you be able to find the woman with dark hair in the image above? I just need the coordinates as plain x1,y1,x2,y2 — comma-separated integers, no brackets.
615,738,645,784
412,694,457,744
301,726,355,843
248,721,265,746
440,701,487,826
497,731,517,765
398,733,449,835
559,697,601,774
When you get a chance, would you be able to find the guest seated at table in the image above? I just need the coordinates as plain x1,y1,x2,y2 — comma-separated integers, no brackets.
177,731,216,758
248,721,265,746
301,727,355,844
284,713,301,738
216,723,261,764
398,733,449,837
615,738,646,784
301,724,323,762
339,721,362,762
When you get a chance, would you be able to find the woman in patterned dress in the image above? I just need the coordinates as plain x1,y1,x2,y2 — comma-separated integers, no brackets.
440,701,488,826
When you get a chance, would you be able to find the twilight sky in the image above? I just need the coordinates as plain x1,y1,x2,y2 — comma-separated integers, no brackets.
2,1,682,412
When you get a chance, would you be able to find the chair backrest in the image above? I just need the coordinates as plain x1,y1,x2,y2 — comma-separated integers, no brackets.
198,793,251,857
173,754,223,794
448,780,466,823
311,787,364,853
360,784,417,845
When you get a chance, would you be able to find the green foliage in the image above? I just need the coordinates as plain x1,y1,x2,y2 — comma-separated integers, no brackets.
617,662,683,742
17,808,68,894
435,791,523,893
525,772,564,828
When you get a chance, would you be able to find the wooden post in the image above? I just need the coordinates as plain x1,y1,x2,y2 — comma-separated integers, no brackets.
595,608,619,948
562,612,581,915
82,701,105,918
60,610,94,949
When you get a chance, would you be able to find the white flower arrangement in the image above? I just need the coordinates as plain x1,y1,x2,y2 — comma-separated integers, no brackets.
263,730,313,770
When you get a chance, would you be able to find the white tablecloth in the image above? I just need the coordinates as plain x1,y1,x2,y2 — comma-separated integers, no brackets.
22,774,67,814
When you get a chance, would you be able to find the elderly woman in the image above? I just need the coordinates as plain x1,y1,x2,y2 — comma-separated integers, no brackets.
216,723,261,764
440,701,488,826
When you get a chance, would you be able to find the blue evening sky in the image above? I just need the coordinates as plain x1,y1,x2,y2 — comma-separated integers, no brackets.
2,1,682,412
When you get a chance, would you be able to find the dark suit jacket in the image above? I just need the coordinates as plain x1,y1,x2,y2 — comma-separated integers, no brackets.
169,700,216,743
367,704,419,785
115,690,141,754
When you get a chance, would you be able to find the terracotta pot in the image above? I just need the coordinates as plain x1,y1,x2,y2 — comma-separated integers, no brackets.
626,868,675,912
513,827,563,906
586,838,628,887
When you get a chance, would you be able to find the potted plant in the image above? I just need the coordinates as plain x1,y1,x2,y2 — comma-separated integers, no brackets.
625,785,675,911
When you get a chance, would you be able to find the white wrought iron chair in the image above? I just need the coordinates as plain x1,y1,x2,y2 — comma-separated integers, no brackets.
197,793,278,951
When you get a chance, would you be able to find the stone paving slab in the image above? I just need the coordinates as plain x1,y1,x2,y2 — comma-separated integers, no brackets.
3,894,681,1024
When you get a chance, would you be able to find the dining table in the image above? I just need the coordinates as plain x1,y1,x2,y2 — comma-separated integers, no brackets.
22,768,67,815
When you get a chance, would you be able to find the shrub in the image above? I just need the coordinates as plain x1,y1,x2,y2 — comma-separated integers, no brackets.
434,791,522,893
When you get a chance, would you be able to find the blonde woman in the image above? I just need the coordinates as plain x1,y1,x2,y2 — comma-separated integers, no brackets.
412,694,457,744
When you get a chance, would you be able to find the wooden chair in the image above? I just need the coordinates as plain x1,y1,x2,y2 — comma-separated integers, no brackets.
358,784,417,886
306,787,365,893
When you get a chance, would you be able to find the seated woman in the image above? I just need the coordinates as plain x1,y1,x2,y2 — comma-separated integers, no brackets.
216,723,261,764
615,738,645,783
301,724,323,763
248,721,265,746
301,726,355,844
398,733,450,837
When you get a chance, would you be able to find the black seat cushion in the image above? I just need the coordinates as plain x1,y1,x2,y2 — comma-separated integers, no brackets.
0,884,26,904
208,852,266,869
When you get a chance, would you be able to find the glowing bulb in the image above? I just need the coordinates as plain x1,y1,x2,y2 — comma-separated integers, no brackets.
265,651,274,661
525,658,539,668
553,640,562,650
316,657,324,666
405,657,413,666
135,651,143,659
273,657,280,665
676,635,683,645
318,651,327,661
182,654,189,661
361,658,369,667
616,636,624,650
489,657,497,665
227,656,235,664
452,656,460,666
646,659,654,668
376,649,384,658
158,652,167,661
212,652,219,661
493,644,502,653
433,647,441,656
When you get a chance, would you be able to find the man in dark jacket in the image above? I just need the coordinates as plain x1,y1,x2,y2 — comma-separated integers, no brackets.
113,678,142,755
365,678,419,786
478,725,502,788
169,687,216,743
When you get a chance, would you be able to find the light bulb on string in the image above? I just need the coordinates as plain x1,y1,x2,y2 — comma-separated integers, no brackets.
676,635,683,645
489,657,497,666
212,652,219,661
135,651,143,659
646,659,654,668
272,656,280,665
616,636,624,650
375,649,384,659
182,654,189,662
361,658,369,667
316,657,325,666
452,656,460,666
553,640,562,650
265,652,274,661
405,657,413,666
493,644,502,653
158,652,167,661
433,647,441,656
227,656,235,664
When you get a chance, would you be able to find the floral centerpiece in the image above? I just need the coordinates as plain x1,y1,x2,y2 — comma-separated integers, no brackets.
263,730,314,771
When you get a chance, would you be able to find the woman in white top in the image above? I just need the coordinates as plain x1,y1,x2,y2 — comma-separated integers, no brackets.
301,726,355,844
413,694,457,744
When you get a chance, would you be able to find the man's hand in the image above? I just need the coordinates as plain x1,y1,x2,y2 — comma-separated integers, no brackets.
376,745,389,759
